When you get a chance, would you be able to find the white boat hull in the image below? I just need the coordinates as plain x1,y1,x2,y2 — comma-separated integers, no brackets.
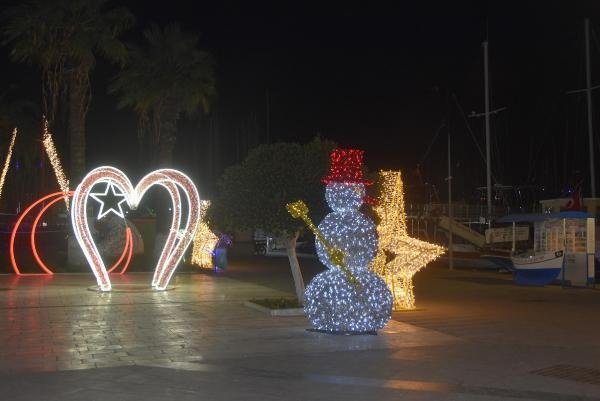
511,250,564,285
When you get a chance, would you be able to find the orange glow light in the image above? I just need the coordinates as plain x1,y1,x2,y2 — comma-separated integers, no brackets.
11,191,132,275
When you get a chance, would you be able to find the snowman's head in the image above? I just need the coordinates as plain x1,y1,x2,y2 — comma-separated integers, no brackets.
325,182,365,213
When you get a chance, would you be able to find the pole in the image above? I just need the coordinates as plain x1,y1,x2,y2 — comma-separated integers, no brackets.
511,221,516,254
448,128,453,270
266,88,270,144
585,19,596,198
483,40,492,225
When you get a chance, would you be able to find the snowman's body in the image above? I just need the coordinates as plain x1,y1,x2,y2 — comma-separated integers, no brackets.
305,182,392,333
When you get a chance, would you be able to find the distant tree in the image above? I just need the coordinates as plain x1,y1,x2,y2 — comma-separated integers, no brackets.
208,137,336,304
1,0,134,181
109,23,216,166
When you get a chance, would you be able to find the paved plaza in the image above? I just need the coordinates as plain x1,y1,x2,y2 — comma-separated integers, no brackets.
0,253,599,400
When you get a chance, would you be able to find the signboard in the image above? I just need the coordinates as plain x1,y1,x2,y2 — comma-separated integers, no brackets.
485,226,529,244
563,253,589,286
586,218,595,253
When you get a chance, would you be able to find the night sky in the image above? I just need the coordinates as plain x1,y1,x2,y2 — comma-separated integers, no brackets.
1,0,600,204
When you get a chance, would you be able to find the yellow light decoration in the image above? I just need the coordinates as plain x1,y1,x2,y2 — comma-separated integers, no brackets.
42,119,70,208
191,200,219,269
0,128,17,202
286,200,356,283
371,170,445,310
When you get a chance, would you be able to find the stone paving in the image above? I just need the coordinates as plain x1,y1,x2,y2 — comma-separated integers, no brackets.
0,259,599,400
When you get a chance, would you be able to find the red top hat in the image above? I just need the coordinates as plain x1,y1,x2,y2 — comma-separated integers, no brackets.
322,148,372,185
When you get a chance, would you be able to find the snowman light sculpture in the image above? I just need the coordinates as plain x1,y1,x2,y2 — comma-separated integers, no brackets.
303,149,392,333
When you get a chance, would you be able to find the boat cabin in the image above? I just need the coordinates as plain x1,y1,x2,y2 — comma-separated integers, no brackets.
496,212,595,286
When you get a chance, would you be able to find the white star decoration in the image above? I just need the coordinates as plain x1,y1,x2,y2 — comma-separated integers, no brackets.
89,182,127,219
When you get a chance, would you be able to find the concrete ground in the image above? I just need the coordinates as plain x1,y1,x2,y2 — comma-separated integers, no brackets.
0,251,599,400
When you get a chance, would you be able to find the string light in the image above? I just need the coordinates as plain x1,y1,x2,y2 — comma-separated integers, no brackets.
71,166,201,291
89,182,127,219
191,200,219,269
300,149,392,333
322,148,372,185
304,269,393,333
371,170,445,310
10,192,67,275
286,199,354,283
42,119,70,208
0,128,17,202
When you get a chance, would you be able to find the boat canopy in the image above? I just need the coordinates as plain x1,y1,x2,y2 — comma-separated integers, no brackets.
496,211,592,223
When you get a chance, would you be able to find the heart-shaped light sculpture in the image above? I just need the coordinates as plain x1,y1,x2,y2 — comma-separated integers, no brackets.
71,166,202,291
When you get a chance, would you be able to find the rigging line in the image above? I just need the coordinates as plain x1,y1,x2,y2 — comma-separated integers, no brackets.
452,94,486,162
526,129,537,183
493,111,508,180
528,129,550,186
418,119,445,166
594,116,600,158
451,93,499,183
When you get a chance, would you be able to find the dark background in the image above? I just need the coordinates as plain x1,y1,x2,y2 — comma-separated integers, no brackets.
1,0,600,206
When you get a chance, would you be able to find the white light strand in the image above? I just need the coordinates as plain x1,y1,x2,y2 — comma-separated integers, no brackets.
89,182,128,219
315,183,377,272
71,166,201,291
42,119,70,208
0,128,17,202
305,269,393,333
305,182,392,332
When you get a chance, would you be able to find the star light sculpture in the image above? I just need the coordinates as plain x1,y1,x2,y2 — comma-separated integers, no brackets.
90,182,128,219
371,170,445,310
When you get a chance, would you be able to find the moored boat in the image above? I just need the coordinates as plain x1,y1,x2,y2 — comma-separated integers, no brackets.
511,250,564,286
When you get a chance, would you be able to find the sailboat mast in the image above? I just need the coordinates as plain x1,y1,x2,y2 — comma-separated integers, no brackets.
447,128,454,270
483,40,492,223
585,18,596,198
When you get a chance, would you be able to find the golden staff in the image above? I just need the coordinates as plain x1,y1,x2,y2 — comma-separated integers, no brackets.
286,200,357,284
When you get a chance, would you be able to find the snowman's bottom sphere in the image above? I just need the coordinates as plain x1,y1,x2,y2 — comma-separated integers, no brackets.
304,270,392,333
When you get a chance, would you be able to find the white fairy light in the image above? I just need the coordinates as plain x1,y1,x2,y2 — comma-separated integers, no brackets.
305,180,392,333
289,149,392,333
71,166,201,291
315,183,378,273
42,119,70,208
304,269,393,333
286,199,354,282
0,128,17,202
89,182,127,219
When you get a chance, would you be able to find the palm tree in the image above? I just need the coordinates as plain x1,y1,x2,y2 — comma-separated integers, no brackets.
0,85,39,134
2,0,134,182
109,23,216,165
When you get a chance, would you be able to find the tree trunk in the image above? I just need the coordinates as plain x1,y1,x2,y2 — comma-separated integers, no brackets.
158,115,177,166
68,76,87,183
158,135,176,166
285,231,305,305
